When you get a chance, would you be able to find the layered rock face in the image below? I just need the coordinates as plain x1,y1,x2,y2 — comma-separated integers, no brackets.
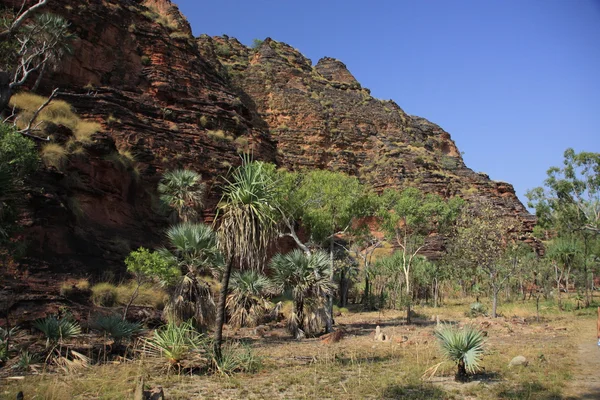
3,0,534,274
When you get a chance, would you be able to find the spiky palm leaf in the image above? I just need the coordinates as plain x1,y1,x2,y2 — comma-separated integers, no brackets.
160,222,223,329
33,316,81,345
271,249,335,336
91,314,141,344
163,222,224,276
158,169,205,222
216,159,279,270
142,321,208,368
434,324,485,380
226,270,278,328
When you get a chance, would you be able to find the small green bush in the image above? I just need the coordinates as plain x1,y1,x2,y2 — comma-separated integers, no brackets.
91,282,118,307
33,316,81,344
467,302,487,318
141,55,151,66
91,314,141,344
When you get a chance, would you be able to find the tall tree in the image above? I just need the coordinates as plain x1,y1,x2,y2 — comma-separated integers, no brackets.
527,149,600,304
213,159,279,359
449,202,519,318
275,169,369,331
378,187,463,321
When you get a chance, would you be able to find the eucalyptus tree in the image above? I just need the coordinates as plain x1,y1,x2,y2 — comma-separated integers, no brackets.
158,169,205,222
213,158,279,359
527,149,600,304
159,222,224,330
274,168,370,331
378,187,463,321
449,202,520,318
271,249,336,338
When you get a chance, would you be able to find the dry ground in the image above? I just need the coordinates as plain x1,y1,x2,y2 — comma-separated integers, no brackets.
2,298,599,399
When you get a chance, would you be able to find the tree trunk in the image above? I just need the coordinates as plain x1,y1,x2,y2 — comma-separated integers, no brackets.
433,278,439,308
456,359,468,382
339,269,346,307
122,280,141,321
295,298,304,336
406,301,412,324
325,236,334,333
0,71,12,116
492,286,499,318
363,275,370,307
214,259,233,361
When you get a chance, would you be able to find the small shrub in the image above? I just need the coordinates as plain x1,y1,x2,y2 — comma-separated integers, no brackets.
234,136,249,149
435,324,485,382
33,316,81,345
114,282,169,310
207,130,233,142
169,31,189,40
141,55,151,66
73,120,101,143
199,115,209,127
467,302,487,318
142,321,209,368
91,282,118,307
215,341,262,375
41,143,68,170
14,350,40,371
251,38,263,49
91,314,141,344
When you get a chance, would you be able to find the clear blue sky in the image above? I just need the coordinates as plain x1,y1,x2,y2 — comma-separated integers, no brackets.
174,0,600,206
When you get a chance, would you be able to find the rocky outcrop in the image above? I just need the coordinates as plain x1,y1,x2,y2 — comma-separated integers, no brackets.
2,0,535,278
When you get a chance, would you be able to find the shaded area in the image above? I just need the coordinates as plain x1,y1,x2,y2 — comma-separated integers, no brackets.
382,384,448,399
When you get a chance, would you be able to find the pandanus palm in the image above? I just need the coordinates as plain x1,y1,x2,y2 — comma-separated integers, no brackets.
213,158,279,359
158,169,205,222
434,324,485,382
160,222,224,330
226,270,278,328
271,249,336,338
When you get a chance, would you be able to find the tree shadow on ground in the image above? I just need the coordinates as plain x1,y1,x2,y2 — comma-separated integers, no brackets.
496,382,562,400
382,384,447,399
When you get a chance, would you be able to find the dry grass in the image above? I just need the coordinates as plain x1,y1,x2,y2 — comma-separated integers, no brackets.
9,92,102,144
41,143,68,170
90,281,168,309
3,298,594,399
207,129,234,142
73,121,101,143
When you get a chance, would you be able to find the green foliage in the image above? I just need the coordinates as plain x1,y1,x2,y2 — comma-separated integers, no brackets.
215,341,262,375
125,247,179,285
160,223,222,328
271,249,335,336
468,302,487,317
158,169,205,222
527,148,600,235
216,157,279,270
226,270,278,328
33,316,81,345
91,314,141,344
251,38,264,49
142,321,208,367
434,324,485,380
0,123,38,242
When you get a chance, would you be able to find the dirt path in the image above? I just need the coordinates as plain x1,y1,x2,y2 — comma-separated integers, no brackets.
564,317,600,399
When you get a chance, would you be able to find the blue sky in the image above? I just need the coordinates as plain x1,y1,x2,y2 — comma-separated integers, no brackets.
174,0,600,206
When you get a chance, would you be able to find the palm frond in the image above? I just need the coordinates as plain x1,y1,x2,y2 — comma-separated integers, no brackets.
434,324,485,375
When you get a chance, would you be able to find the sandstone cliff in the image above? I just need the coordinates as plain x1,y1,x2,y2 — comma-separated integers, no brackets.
3,0,535,276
